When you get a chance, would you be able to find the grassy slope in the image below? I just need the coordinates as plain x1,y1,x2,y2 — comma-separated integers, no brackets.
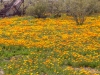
0,16,100,75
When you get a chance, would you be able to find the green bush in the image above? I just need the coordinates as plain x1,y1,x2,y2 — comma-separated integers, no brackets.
65,0,99,25
26,6,34,16
26,1,48,18
47,0,64,18
25,0,66,18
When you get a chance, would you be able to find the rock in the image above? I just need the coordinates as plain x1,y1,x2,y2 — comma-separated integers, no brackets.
0,69,4,75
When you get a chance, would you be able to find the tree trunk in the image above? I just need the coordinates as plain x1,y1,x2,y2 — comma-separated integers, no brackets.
1,0,3,3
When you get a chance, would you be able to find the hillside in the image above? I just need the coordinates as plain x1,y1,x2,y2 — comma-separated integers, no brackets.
0,16,100,75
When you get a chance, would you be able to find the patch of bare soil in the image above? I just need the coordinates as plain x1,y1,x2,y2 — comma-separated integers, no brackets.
74,67,100,74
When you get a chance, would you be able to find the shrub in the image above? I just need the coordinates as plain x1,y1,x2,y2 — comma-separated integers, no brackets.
93,1,100,13
26,6,34,16
26,0,48,18
65,0,99,25
47,0,65,18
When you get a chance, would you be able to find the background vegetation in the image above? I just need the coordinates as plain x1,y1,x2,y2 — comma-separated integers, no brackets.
1,0,100,24
24,0,100,24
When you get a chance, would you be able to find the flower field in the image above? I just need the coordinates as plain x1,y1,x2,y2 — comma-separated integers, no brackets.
0,16,100,75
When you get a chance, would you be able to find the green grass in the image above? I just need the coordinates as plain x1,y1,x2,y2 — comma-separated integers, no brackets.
0,44,100,75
